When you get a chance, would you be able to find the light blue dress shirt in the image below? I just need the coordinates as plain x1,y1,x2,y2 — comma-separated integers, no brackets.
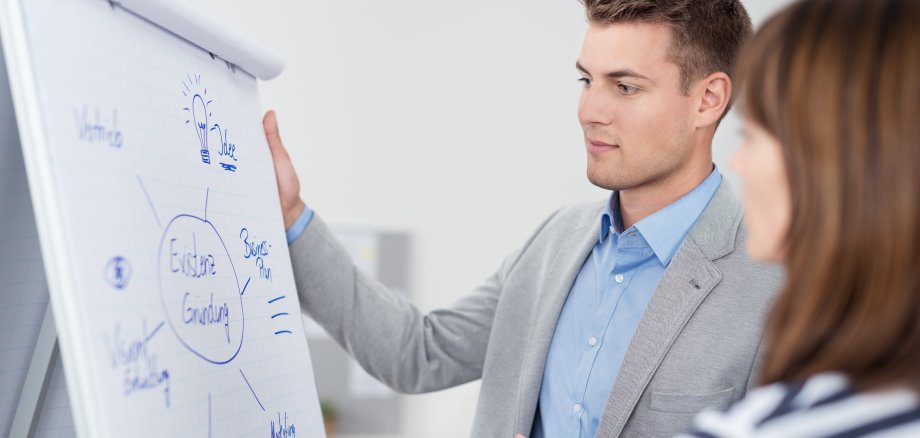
532,169,721,438
286,203,314,245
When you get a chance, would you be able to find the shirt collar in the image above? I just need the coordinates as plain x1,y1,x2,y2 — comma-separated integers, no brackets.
598,192,622,243
598,167,722,266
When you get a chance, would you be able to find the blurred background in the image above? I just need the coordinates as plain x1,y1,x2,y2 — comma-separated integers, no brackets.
184,1,795,437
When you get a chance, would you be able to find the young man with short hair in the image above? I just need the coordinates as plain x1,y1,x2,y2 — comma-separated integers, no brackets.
266,1,781,436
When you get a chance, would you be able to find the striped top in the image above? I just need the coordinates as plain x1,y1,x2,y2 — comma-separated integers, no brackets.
680,373,920,437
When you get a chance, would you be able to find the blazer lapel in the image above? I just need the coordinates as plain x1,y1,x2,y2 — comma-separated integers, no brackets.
514,209,604,434
595,181,743,437
595,240,721,437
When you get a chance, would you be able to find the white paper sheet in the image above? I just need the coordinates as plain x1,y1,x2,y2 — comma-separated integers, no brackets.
1,0,324,435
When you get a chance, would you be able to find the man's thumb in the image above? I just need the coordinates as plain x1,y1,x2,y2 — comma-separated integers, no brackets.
263,110,284,152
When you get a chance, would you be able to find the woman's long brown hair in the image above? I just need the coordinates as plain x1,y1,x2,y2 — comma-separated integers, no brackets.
736,0,920,390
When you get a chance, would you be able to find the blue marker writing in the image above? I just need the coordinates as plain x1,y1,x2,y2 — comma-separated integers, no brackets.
241,228,273,281
74,105,124,148
182,292,231,343
170,235,217,279
270,412,295,438
104,320,171,407
212,123,239,173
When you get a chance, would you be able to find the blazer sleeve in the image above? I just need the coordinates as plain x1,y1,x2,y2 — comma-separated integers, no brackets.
288,214,535,394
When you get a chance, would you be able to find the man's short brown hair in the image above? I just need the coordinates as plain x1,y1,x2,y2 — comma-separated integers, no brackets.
581,0,752,94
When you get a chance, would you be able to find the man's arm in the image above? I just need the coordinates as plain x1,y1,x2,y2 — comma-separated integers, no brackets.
263,111,509,393
290,214,506,393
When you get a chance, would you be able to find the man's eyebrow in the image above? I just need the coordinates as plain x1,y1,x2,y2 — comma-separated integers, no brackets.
575,61,653,82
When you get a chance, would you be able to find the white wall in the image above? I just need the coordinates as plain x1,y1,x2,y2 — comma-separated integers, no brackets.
184,1,794,437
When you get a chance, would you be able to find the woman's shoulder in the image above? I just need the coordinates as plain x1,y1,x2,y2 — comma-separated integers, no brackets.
679,372,920,437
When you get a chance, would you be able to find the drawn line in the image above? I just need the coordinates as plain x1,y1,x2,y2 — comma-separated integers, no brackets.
204,188,209,220
239,369,265,412
271,312,288,319
240,277,251,296
267,295,285,304
136,176,161,227
274,330,292,335
145,321,165,343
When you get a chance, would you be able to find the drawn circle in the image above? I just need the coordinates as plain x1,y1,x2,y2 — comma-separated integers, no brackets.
104,256,132,290
158,214,244,364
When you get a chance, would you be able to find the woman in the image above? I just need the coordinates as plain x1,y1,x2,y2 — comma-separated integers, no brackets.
683,0,920,436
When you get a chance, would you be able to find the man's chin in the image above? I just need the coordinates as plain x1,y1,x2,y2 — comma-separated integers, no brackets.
587,170,633,192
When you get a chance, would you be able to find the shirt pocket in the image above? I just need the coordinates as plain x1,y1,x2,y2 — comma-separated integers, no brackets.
649,387,735,414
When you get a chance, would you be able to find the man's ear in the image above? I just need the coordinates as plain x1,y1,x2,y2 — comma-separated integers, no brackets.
694,72,732,128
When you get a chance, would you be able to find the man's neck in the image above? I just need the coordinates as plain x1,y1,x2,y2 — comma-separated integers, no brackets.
618,163,715,230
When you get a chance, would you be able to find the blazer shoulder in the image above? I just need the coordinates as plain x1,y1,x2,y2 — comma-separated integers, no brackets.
687,180,745,261
504,200,606,269
543,199,607,231
492,200,606,279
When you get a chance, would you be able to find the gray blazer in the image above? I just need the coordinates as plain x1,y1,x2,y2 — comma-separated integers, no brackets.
290,181,782,437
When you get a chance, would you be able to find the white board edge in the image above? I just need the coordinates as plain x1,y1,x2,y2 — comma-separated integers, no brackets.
115,0,285,80
0,0,103,436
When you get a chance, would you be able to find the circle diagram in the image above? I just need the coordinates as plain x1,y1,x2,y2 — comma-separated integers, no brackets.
158,214,244,364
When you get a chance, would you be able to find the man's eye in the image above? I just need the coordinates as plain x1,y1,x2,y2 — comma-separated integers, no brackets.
618,83,639,95
578,77,592,88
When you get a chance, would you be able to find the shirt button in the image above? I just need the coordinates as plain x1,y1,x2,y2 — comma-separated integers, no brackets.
588,336,598,347
614,274,624,283
573,403,583,414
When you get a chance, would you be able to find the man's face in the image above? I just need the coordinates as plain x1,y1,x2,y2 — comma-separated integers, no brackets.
577,22,699,191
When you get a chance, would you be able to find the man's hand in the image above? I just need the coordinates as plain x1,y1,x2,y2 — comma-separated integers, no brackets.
263,110,306,229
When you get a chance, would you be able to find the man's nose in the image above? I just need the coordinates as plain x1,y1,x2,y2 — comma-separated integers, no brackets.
578,88,612,126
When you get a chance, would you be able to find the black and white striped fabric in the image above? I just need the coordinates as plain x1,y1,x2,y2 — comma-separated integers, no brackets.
679,373,920,437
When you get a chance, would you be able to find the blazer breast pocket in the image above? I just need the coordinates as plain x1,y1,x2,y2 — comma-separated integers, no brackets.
649,387,735,414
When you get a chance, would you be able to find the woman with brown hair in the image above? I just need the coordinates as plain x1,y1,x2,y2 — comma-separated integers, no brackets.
682,0,920,436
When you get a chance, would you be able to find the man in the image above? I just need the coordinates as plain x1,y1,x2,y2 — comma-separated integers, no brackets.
265,0,782,436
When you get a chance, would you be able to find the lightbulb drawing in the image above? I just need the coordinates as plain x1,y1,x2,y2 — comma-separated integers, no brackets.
182,74,212,165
